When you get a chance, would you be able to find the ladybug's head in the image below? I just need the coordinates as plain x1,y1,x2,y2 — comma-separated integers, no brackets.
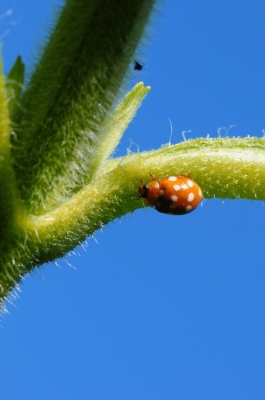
138,180,148,199
138,178,160,207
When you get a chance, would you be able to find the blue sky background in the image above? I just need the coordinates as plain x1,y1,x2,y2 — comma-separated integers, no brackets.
1,1,265,399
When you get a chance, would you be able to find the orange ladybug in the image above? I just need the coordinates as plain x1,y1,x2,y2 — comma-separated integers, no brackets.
138,173,203,215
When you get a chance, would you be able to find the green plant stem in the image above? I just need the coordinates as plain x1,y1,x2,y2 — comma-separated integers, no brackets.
13,137,265,259
1,134,265,303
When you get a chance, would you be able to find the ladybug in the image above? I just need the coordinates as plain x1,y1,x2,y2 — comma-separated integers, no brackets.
138,173,203,215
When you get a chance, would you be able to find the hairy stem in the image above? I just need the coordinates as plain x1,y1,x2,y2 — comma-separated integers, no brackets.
1,134,264,303
18,137,265,264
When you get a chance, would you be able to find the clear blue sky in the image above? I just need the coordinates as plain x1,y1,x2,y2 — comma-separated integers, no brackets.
1,1,265,399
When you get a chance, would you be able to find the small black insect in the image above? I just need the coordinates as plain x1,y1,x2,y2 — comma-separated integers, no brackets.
134,61,143,71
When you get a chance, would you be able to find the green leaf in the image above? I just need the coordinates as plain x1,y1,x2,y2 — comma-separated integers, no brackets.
0,57,22,241
5,56,25,117
11,0,156,213
92,82,151,179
